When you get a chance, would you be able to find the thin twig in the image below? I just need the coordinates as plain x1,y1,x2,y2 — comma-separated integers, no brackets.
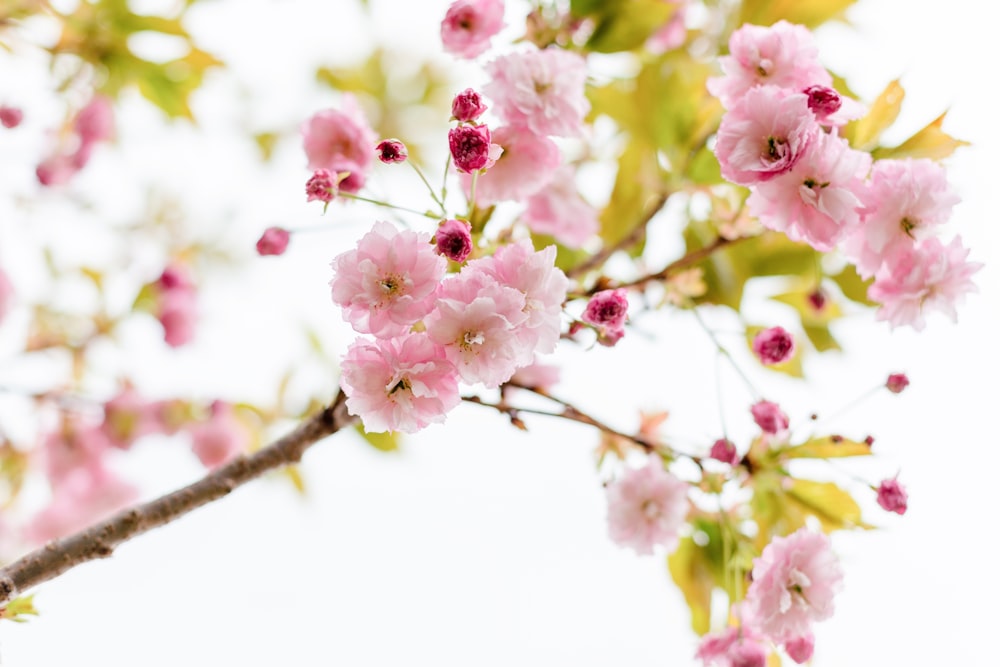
566,194,669,280
0,391,356,606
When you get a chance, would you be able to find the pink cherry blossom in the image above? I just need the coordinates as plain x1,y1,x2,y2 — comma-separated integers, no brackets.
464,125,559,206
606,457,689,555
0,267,13,325
101,385,170,449
696,626,768,667
330,221,447,338
340,334,461,433
256,227,291,256
521,165,600,248
582,288,628,346
155,264,198,348
743,528,843,643
187,401,249,469
783,633,815,664
74,96,114,144
36,153,80,186
302,95,377,187
440,0,505,59
24,465,138,544
484,47,590,138
646,2,688,54
709,438,739,465
714,87,819,187
306,168,339,203
434,219,473,263
451,88,488,122
867,236,981,331
751,400,788,435
748,131,870,251
41,417,112,485
751,326,795,365
376,139,408,164
509,357,560,391
0,105,23,129
886,373,910,394
425,269,529,387
707,21,831,109
876,477,908,515
466,241,568,360
842,158,960,277
449,123,496,173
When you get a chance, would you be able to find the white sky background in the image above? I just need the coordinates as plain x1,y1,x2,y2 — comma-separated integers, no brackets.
1,0,998,665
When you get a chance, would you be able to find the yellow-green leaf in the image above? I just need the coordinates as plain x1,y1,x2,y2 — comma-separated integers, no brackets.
599,141,662,250
737,0,858,29
846,79,904,151
354,424,401,452
781,436,872,460
667,537,715,635
1,595,39,623
872,112,970,161
282,465,307,495
785,479,871,532
585,0,675,53
830,265,876,306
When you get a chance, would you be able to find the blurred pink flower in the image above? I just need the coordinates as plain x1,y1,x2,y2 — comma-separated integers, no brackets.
783,633,815,664
25,466,138,544
188,401,249,469
751,326,795,365
582,288,628,346
340,334,460,433
465,125,559,206
302,95,377,188
440,0,505,59
876,477,908,515
256,227,291,256
696,626,768,667
606,457,688,555
750,400,788,435
0,105,23,129
744,528,843,643
521,165,599,248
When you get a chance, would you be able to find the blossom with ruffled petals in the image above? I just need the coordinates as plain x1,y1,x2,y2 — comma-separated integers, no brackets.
582,288,628,346
484,47,590,137
440,0,505,59
751,326,796,365
606,457,689,555
748,131,870,251
435,219,473,263
715,86,819,187
868,236,981,331
521,165,599,248
744,528,843,643
451,88,488,122
376,139,408,164
449,124,497,173
696,626,768,667
465,125,559,206
302,95,377,190
340,334,461,433
331,221,447,338
707,21,831,109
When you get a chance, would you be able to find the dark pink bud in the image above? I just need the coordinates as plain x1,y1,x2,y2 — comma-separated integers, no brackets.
751,326,795,365
451,88,488,122
709,438,739,465
306,169,337,203
448,123,492,173
886,373,910,394
434,219,473,263
582,288,628,329
568,321,585,336
807,288,827,311
803,85,842,118
376,139,408,164
864,435,875,447
256,227,291,256
0,105,23,129
750,400,789,434
784,633,815,664
876,477,908,515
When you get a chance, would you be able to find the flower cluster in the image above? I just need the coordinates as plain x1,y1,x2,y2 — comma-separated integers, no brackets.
36,96,114,186
332,222,568,433
711,21,979,330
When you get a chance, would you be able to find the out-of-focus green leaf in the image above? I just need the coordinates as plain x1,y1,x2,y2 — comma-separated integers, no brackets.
282,465,307,495
354,424,400,452
1,595,39,623
786,479,872,532
803,324,840,352
585,0,675,53
780,436,872,460
646,54,723,166
253,132,279,162
830,265,876,306
599,141,661,250
771,288,842,352
668,536,714,634
686,146,723,185
845,79,904,151
737,0,858,29
872,112,970,161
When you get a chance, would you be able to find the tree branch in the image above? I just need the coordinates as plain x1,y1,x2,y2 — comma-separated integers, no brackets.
0,390,356,606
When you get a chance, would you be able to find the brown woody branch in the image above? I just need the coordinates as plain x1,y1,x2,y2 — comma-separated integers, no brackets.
0,390,356,606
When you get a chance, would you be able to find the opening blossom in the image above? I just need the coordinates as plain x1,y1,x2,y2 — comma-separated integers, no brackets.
581,288,629,346
256,227,291,256
606,457,689,555
434,219,473,263
743,527,843,644
376,139,408,164
876,477,908,515
451,88,488,122
751,327,795,365
449,123,500,173
696,626,768,667
751,400,789,435
440,0,505,59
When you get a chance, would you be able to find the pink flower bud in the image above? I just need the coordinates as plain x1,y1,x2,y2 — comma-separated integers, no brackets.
784,633,815,664
876,477,908,515
886,373,910,394
582,288,629,347
803,85,842,118
376,139,408,164
0,105,23,129
74,96,114,144
751,400,789,434
256,227,291,256
807,288,827,311
709,438,739,465
306,168,338,203
752,326,795,365
35,154,79,187
434,219,473,262
451,88,488,122
448,123,493,173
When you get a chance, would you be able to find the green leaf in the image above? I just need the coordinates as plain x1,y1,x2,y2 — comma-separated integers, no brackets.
686,145,723,185
599,141,662,250
803,324,841,352
872,112,970,161
1,595,39,623
846,79,904,151
830,265,877,306
585,0,675,53
737,0,858,29
354,424,401,452
253,132,279,162
667,537,713,634
781,436,873,460
785,479,872,532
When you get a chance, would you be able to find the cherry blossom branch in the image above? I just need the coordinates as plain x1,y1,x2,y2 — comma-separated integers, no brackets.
0,390,356,607
566,194,669,280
